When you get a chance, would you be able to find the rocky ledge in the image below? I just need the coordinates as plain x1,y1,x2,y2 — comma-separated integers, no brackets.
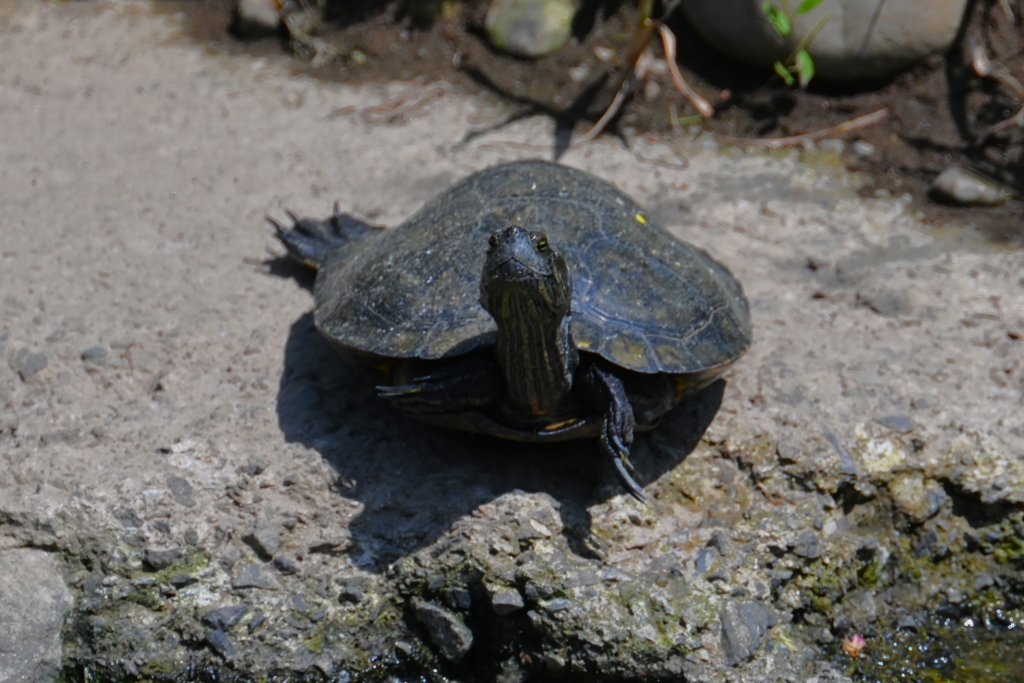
1,2,1022,682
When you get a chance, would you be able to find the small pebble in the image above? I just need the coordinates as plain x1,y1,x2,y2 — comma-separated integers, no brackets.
490,588,525,615
930,165,1011,206
244,518,283,559
81,346,107,361
567,64,590,82
166,476,196,507
205,629,235,659
203,605,250,631
850,140,875,157
412,598,474,663
144,547,182,571
874,415,915,434
232,563,281,590
273,555,300,574
168,573,197,587
10,349,47,381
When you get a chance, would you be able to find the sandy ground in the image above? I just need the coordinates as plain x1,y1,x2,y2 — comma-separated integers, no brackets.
1,1,1023,681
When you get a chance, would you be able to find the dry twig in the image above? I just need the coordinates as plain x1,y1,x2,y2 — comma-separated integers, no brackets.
720,108,889,149
361,84,448,125
966,32,1024,142
576,50,654,144
967,34,1024,95
658,25,714,119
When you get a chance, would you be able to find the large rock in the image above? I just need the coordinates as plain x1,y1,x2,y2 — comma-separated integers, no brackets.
0,549,73,683
680,0,969,81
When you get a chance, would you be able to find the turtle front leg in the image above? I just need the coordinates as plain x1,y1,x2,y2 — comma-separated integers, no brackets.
378,352,502,415
583,365,645,502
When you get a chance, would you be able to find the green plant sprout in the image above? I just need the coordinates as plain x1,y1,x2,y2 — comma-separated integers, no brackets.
761,0,829,88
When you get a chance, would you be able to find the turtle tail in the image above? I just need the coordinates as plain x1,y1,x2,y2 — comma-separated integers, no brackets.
267,202,380,271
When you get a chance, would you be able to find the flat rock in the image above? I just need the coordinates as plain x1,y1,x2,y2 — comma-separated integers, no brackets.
232,563,281,590
0,549,73,683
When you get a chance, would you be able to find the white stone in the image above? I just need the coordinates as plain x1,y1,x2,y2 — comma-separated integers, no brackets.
930,164,1011,206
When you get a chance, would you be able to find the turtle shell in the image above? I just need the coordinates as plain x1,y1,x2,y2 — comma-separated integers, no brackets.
313,159,751,374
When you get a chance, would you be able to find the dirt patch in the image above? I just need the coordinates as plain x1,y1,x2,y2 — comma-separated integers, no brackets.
165,0,1024,245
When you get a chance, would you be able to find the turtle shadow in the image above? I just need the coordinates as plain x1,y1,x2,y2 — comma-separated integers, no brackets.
275,309,724,572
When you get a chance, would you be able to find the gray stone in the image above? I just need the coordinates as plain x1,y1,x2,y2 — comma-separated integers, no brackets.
169,573,197,587
681,0,969,81
0,549,73,683
166,475,196,507
790,529,823,559
874,415,916,434
490,588,525,615
232,563,281,590
695,547,719,574
930,165,1011,206
9,348,48,381
412,598,474,663
823,426,859,475
244,518,283,559
446,586,472,610
485,0,575,58
203,605,250,631
144,547,182,570
206,629,236,659
273,555,300,574
720,600,777,665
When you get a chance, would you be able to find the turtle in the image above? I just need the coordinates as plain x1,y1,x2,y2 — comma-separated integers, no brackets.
270,159,751,501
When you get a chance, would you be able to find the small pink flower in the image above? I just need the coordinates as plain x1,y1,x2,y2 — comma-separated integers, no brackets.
842,633,866,658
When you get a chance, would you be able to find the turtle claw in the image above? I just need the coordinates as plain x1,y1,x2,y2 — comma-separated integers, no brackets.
612,453,646,503
610,434,635,471
606,431,644,501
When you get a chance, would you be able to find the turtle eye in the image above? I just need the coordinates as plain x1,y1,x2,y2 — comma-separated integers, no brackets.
488,233,498,249
535,236,548,252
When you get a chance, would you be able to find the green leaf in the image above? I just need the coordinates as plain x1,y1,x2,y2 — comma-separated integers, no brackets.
774,61,795,85
795,0,825,14
762,2,792,36
795,49,815,88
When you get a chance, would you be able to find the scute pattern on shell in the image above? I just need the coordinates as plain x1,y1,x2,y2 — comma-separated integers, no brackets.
313,160,751,374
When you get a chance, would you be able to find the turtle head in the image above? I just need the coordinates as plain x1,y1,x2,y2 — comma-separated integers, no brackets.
480,225,577,414
480,225,571,321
